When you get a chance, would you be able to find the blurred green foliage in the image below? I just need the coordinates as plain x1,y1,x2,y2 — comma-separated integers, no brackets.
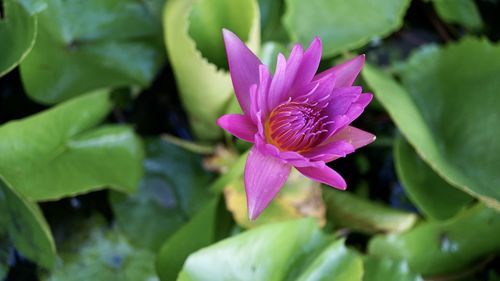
0,0,499,280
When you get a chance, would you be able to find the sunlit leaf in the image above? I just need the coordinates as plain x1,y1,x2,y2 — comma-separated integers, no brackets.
283,0,411,57
177,219,364,281
111,138,213,251
394,136,473,220
224,169,326,229
0,90,143,201
324,188,417,234
295,239,363,281
369,204,500,275
363,256,422,281
20,0,164,104
0,179,56,268
362,38,500,208
163,0,260,140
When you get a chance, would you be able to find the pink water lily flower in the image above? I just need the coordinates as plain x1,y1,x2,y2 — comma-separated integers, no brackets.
217,29,375,220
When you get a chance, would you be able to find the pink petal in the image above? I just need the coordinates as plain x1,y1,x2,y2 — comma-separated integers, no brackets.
302,140,355,162
268,53,288,111
343,93,373,124
223,29,262,114
296,164,347,190
292,37,322,92
327,126,376,150
326,93,373,135
315,55,365,88
282,44,304,95
216,114,257,142
256,65,272,118
245,146,292,220
324,87,362,117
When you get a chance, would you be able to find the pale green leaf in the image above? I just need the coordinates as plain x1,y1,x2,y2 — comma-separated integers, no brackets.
177,219,364,281
363,256,422,281
163,0,260,140
369,204,500,275
323,188,417,234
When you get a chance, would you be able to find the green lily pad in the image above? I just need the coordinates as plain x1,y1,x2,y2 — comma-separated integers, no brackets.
368,204,500,276
283,0,411,58
20,0,164,104
0,90,144,201
323,188,417,234
431,0,483,30
363,256,422,281
110,138,213,251
177,219,364,281
394,136,473,221
156,198,221,281
43,219,158,281
362,38,500,208
295,239,363,281
163,0,260,141
0,179,56,269
0,0,39,77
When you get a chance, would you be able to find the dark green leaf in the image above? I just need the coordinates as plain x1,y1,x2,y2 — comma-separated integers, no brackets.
156,198,220,281
0,0,38,77
0,90,144,201
110,138,213,251
258,0,288,42
394,136,473,220
369,204,500,275
20,0,164,104
43,219,158,281
283,0,411,57
431,0,483,30
0,179,56,268
362,38,500,208
0,235,8,281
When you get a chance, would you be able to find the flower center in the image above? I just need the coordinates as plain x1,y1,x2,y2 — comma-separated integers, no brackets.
265,101,328,152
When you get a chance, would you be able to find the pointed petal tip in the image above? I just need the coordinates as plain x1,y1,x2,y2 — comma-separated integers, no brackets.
248,208,260,221
216,114,257,142
335,182,348,190
221,28,233,38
